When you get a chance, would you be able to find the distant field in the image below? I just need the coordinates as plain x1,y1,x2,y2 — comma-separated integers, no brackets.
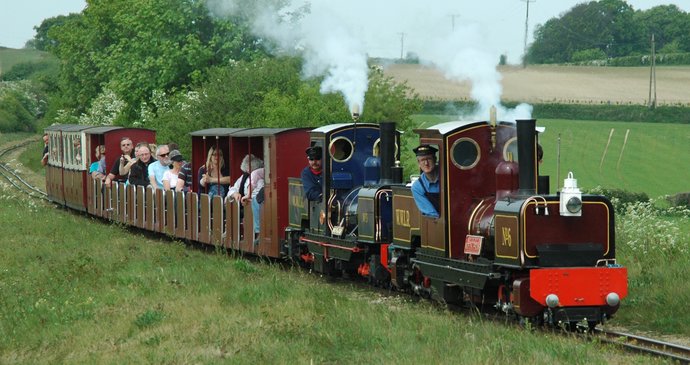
385,64,690,106
0,47,52,76
411,115,690,199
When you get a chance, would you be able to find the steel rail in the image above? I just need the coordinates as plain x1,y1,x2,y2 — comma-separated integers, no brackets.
593,328,690,364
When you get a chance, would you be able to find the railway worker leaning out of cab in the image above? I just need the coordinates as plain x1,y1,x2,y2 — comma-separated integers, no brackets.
301,146,323,202
89,145,107,180
105,137,135,187
411,144,440,218
148,144,171,189
226,154,265,244
128,142,154,187
163,150,184,191
199,146,231,198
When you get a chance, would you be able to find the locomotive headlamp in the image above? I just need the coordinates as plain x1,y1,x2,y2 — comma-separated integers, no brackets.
545,294,560,308
606,292,620,307
560,172,582,217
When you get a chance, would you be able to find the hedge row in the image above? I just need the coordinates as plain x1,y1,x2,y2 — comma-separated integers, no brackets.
421,100,690,124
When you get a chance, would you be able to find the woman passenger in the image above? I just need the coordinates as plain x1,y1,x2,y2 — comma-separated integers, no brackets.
163,150,183,191
89,145,106,180
199,146,231,198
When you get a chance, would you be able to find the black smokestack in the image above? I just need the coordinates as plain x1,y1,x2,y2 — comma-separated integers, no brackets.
380,122,396,184
517,119,537,194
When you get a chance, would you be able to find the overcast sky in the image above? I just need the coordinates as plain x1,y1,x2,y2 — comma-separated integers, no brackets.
2,0,688,64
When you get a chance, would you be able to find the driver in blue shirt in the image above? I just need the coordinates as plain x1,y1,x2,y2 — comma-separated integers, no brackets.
411,144,440,218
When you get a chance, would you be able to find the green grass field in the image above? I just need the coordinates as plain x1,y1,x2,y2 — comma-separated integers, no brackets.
0,189,657,364
411,115,690,199
0,48,52,76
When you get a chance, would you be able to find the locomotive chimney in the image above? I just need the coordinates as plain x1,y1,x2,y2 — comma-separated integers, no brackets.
379,121,398,184
351,104,360,122
516,119,537,194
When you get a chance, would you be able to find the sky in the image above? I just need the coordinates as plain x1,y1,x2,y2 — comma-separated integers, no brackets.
2,0,688,63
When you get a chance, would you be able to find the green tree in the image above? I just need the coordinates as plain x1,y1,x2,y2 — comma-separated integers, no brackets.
50,0,263,122
527,0,641,63
30,14,81,51
634,5,690,53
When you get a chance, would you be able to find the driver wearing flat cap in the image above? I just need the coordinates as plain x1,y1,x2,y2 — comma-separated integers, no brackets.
301,145,323,202
411,144,440,218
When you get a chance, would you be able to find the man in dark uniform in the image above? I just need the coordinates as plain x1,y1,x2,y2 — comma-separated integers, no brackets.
301,146,323,202
411,144,440,218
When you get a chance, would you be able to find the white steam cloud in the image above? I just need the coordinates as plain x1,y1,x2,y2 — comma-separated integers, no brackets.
206,0,533,121
207,0,367,115
418,23,532,122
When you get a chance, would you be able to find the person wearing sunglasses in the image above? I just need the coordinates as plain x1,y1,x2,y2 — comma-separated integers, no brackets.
301,146,323,202
105,137,135,187
148,144,171,189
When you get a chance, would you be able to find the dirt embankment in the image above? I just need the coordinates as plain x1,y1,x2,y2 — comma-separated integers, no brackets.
383,64,690,106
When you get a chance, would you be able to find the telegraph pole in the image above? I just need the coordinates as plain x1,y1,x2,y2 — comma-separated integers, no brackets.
521,0,536,68
648,34,657,109
398,32,406,60
450,14,461,31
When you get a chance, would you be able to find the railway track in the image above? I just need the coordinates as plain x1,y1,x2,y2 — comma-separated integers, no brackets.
593,328,690,364
0,139,49,201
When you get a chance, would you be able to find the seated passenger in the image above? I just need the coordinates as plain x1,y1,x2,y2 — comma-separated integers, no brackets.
199,146,231,198
226,154,264,243
301,146,322,202
41,133,49,167
163,150,184,191
175,157,193,193
89,145,107,180
411,144,440,218
128,143,154,187
148,144,171,189
105,137,135,187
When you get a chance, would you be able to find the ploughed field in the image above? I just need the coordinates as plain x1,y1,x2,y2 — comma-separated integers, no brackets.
383,64,690,106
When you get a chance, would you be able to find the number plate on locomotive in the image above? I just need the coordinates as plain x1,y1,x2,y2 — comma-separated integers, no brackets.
464,235,483,255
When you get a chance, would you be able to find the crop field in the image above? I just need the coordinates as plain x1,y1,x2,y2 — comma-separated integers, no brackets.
384,64,690,106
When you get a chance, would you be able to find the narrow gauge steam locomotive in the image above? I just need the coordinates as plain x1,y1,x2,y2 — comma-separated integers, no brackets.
45,115,627,329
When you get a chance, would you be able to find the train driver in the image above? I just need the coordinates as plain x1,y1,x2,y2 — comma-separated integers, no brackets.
411,144,440,218
301,146,323,202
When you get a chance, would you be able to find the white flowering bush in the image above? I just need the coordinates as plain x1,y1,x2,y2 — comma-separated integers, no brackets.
78,87,127,125
616,198,690,261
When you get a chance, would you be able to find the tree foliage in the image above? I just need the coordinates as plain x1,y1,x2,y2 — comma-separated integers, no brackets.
47,0,264,121
527,0,690,64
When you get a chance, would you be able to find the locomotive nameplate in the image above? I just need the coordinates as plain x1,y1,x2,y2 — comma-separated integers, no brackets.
495,214,519,259
464,235,483,255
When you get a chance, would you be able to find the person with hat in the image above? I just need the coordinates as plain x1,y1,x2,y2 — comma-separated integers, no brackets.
163,149,184,191
411,144,440,218
301,145,323,202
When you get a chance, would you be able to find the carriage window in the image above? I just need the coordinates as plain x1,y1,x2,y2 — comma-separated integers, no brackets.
329,137,354,162
503,137,518,162
450,138,480,170
372,138,398,158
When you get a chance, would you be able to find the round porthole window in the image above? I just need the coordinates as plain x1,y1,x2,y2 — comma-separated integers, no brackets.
372,138,399,158
450,138,480,169
329,137,354,162
503,137,518,162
